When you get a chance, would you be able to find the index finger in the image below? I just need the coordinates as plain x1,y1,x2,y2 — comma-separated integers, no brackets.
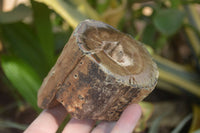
24,104,67,133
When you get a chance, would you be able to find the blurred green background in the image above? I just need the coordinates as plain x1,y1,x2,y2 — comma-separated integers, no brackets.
0,0,200,132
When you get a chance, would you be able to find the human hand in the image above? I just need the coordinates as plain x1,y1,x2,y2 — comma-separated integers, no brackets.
24,104,141,133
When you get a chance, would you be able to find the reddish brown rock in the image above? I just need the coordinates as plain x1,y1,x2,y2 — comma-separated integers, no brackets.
37,20,159,121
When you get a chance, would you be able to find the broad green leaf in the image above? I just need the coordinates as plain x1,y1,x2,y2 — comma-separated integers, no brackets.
0,22,50,77
153,9,184,36
171,114,192,133
0,4,32,24
1,56,41,110
31,1,55,66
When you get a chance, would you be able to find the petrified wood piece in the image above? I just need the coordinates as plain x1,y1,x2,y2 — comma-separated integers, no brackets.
38,20,159,121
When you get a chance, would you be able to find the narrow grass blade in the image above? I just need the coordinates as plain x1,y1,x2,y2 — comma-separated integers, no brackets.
148,112,168,133
182,4,200,72
0,120,27,130
171,114,192,133
154,55,200,100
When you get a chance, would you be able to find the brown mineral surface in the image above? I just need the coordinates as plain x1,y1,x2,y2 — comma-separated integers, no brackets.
37,19,159,121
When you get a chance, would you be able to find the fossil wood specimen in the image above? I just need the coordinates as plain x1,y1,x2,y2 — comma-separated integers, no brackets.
38,20,159,121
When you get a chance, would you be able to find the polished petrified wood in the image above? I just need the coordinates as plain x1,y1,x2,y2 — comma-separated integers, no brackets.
38,20,159,121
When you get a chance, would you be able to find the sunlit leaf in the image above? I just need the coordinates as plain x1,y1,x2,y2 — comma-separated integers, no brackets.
69,0,100,20
35,0,87,28
0,4,32,24
154,55,200,99
1,56,41,110
101,0,127,27
153,9,184,36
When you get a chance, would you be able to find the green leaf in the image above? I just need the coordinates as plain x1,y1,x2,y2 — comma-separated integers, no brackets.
1,56,41,110
142,24,156,48
69,0,100,20
183,4,200,72
153,9,184,36
154,55,200,99
155,34,167,50
0,4,32,24
35,0,88,28
31,1,55,66
1,22,50,78
170,0,181,8
97,0,110,14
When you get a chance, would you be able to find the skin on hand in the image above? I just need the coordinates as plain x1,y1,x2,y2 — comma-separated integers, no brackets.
24,104,141,133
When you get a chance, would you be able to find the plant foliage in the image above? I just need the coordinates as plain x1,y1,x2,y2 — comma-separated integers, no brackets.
0,0,199,132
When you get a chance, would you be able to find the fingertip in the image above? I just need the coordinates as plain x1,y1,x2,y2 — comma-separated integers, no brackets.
24,104,67,133
128,103,142,117
62,118,95,133
111,104,142,133
91,121,116,133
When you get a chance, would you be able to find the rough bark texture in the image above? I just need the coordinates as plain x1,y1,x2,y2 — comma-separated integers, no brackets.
38,20,159,121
